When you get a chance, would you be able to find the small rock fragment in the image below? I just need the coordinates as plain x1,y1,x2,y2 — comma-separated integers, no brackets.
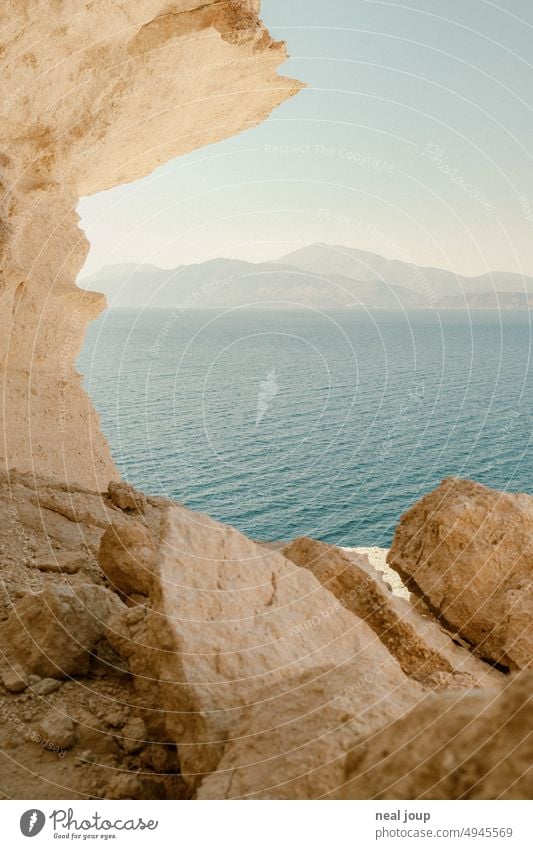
36,712,75,750
388,477,533,668
0,584,125,678
34,551,85,574
98,521,155,596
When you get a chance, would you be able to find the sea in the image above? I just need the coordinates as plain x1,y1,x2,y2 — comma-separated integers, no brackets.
78,308,533,547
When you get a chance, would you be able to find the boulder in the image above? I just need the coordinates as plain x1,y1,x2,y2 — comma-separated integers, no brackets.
98,521,156,596
388,478,533,669
109,503,422,789
0,584,125,678
0,1,301,489
283,537,499,688
32,678,62,696
343,671,533,800
108,481,147,514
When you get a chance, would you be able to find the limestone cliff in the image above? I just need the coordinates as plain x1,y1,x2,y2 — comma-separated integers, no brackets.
0,0,301,488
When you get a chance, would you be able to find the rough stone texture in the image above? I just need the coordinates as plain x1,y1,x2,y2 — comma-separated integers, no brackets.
106,502,424,790
0,1,301,489
33,551,86,575
36,712,76,751
1,666,27,693
99,521,156,596
0,468,529,801
283,537,499,689
0,470,187,800
0,468,165,620
344,546,409,599
388,478,533,669
120,716,148,755
197,662,424,799
32,678,62,696
0,583,125,678
343,671,533,800
108,481,147,513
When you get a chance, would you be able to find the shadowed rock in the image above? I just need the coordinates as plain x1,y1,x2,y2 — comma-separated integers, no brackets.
105,502,424,792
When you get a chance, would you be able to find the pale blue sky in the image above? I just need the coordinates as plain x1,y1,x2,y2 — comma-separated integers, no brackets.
79,0,533,277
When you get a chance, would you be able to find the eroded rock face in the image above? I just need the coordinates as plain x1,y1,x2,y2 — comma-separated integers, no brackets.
0,469,527,800
343,671,533,800
104,502,423,791
0,1,301,489
388,478,533,669
283,537,499,689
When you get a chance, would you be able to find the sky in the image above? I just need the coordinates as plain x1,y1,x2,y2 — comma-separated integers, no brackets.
79,0,533,278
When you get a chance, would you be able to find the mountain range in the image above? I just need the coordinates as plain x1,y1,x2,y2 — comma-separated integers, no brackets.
79,244,533,311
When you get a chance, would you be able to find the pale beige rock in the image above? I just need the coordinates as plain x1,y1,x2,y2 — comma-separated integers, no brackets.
343,546,409,599
32,678,62,696
99,521,156,596
0,583,125,678
283,537,498,688
109,502,422,788
108,481,147,513
0,1,301,489
198,662,424,799
0,471,189,800
343,670,533,800
105,604,169,739
1,465,529,801
388,478,533,669
120,716,148,755
34,551,86,574
37,712,76,751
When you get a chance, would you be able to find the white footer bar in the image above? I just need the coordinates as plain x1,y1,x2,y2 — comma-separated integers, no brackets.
3,799,530,847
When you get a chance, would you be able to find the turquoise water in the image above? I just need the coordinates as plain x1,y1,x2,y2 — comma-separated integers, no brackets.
78,308,533,546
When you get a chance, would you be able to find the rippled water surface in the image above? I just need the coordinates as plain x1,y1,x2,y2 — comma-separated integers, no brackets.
78,308,533,546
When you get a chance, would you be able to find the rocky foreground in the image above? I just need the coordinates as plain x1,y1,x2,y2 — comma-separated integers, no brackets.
0,472,531,799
